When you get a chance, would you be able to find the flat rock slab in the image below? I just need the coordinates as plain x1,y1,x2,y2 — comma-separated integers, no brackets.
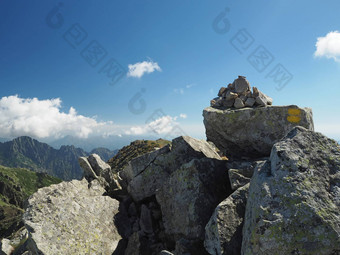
203,105,314,158
23,179,122,255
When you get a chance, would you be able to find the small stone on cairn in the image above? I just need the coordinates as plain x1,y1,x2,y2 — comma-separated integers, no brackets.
210,76,273,109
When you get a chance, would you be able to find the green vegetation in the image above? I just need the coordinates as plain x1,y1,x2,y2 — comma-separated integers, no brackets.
108,139,171,172
0,165,61,238
0,136,89,180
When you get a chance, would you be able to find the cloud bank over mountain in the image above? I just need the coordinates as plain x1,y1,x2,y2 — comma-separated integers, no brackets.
0,95,188,141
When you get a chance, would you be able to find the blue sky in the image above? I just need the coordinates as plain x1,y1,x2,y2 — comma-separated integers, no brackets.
1,0,340,146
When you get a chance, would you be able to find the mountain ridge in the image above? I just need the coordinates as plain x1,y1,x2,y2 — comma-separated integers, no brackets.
0,136,117,180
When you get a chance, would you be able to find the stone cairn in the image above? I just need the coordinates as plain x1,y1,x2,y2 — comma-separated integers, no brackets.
210,76,273,109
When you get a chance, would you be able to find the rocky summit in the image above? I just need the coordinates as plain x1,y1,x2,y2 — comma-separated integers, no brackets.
9,76,339,255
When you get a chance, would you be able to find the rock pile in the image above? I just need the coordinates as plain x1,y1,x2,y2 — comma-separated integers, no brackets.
19,76,340,255
210,76,272,109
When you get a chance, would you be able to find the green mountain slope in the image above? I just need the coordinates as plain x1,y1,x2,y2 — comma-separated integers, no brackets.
0,165,61,238
0,137,116,180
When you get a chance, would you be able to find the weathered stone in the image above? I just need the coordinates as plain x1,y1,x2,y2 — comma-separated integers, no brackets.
125,136,221,201
78,156,98,179
252,86,259,97
125,232,140,255
218,87,228,97
121,145,170,185
210,99,217,107
88,153,111,175
23,179,126,255
255,94,267,106
242,127,340,255
156,158,232,241
234,98,245,109
253,88,273,107
228,169,250,190
140,204,153,234
203,105,314,158
222,98,235,108
205,184,249,255
225,91,238,101
79,155,122,195
0,239,14,255
227,83,234,90
239,95,247,102
244,97,255,107
234,76,250,94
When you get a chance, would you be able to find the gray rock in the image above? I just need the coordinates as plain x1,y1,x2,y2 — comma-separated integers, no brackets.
23,179,125,255
218,87,228,97
174,238,208,255
254,89,273,107
140,204,153,234
228,169,251,190
234,98,245,109
79,154,122,195
242,127,340,255
239,95,247,102
78,156,98,179
222,98,235,108
205,184,249,255
225,91,238,101
87,153,111,176
252,86,260,97
122,145,170,184
0,239,14,255
203,105,314,158
234,76,250,94
210,98,218,107
125,136,221,202
244,97,255,107
255,94,267,106
156,158,232,241
125,232,140,255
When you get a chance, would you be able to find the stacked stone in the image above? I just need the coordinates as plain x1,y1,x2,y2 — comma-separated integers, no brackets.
210,76,273,109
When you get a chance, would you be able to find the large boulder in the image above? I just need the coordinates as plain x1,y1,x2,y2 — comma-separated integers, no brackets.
242,127,340,255
204,184,249,255
156,158,232,242
203,105,314,158
23,179,128,255
124,136,221,202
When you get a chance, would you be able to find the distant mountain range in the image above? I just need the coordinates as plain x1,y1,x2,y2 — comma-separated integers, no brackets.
48,134,162,152
0,136,117,181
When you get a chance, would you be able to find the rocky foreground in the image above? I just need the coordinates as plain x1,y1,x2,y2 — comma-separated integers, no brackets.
3,76,339,255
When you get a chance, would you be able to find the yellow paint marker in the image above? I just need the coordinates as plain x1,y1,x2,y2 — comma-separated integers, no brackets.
287,108,301,123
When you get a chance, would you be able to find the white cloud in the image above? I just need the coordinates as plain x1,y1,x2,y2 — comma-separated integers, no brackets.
0,95,193,141
127,60,161,78
0,95,117,139
314,31,340,62
179,113,187,119
125,115,178,135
